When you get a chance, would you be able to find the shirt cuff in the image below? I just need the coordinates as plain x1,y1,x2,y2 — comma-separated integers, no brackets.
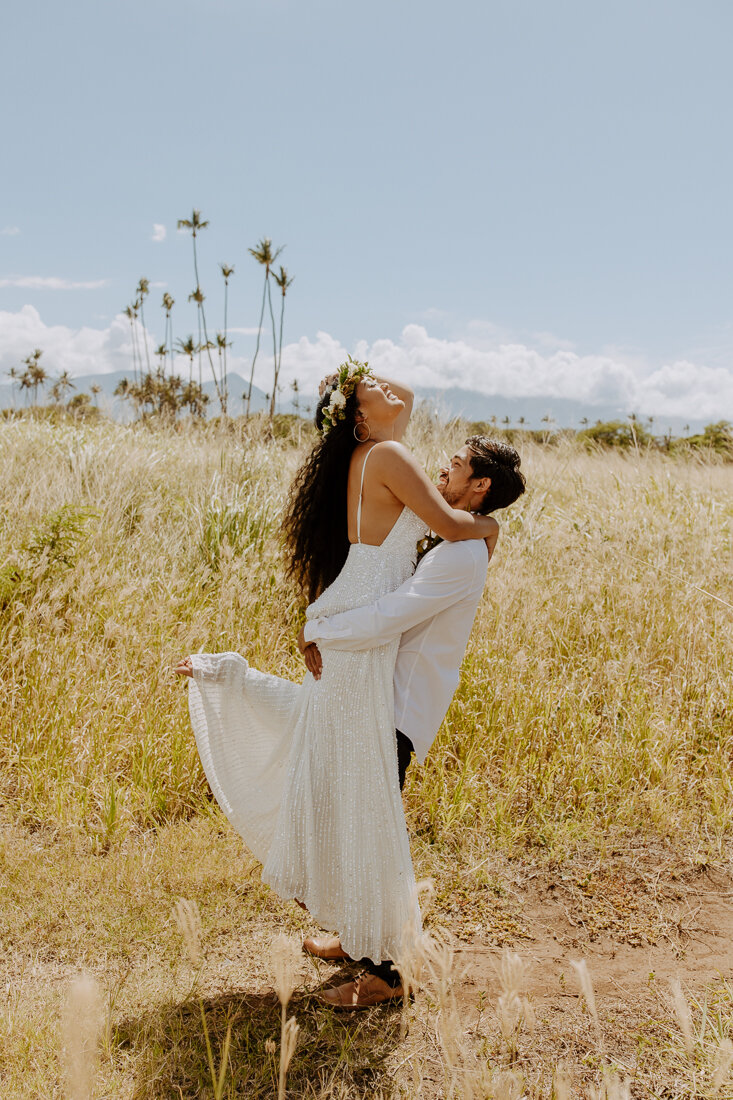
304,617,354,645
303,620,320,644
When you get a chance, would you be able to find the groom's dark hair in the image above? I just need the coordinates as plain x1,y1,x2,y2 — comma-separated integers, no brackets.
465,436,526,514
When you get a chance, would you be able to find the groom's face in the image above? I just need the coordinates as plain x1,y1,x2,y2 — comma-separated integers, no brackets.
437,445,477,508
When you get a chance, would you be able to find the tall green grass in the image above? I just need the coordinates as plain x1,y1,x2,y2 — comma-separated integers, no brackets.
0,413,731,857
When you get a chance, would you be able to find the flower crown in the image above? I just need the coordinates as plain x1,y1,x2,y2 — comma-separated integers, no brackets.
319,356,373,435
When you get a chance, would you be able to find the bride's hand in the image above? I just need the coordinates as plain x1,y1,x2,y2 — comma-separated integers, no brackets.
298,624,323,680
318,372,339,397
303,643,322,680
174,657,193,678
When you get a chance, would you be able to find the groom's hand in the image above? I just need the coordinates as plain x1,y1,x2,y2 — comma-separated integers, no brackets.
298,624,323,680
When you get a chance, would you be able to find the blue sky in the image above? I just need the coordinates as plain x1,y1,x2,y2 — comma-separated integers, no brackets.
2,0,732,419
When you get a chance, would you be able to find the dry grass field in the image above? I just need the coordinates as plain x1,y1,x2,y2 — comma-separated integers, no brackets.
1,411,732,1098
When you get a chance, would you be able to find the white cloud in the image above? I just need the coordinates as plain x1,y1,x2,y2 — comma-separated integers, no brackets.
151,224,166,243
274,325,733,420
0,307,730,420
1,226,20,236
0,276,108,290
0,305,130,376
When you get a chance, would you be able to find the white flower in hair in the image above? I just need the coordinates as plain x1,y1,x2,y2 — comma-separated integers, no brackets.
318,356,372,435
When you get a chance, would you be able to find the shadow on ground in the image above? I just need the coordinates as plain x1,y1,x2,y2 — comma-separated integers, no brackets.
115,968,405,1099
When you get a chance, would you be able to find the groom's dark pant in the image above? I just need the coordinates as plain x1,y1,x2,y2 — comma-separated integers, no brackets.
361,728,415,988
395,728,414,791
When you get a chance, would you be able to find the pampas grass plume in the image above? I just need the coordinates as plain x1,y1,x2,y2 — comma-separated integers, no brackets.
670,978,694,1058
270,932,300,1008
173,897,202,967
61,972,104,1100
570,958,599,1030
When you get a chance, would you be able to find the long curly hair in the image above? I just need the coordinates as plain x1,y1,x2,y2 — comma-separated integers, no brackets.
282,386,362,604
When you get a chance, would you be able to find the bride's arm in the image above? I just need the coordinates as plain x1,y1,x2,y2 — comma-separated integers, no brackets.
375,375,413,441
370,441,498,542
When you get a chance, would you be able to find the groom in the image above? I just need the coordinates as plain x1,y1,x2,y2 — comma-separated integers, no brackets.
297,435,526,1007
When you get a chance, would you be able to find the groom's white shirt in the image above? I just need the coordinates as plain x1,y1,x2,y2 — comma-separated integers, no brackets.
303,539,489,765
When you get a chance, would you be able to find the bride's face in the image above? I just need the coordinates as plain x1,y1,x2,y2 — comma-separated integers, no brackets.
355,377,404,424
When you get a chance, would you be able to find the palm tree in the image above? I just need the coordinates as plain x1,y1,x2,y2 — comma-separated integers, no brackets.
57,370,75,405
19,369,33,406
246,238,283,415
188,287,206,387
136,278,152,374
220,263,234,411
177,210,224,413
188,285,223,411
181,380,209,419
132,297,143,384
517,416,526,429
175,336,197,385
501,414,510,429
114,376,144,419
123,305,140,383
90,383,101,408
291,378,302,444
162,293,175,377
23,349,47,406
200,338,216,388
155,343,168,377
6,366,20,408
271,265,294,418
215,332,229,405
177,209,208,289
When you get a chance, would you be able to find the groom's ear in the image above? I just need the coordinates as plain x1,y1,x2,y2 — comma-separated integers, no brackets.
471,476,492,510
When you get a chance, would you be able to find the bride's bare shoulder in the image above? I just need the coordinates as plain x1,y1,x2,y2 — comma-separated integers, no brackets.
368,440,416,466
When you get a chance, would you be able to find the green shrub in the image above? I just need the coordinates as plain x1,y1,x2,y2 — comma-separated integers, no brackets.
578,419,653,449
683,420,733,455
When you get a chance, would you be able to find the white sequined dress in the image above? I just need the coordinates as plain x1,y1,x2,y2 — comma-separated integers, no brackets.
187,452,427,963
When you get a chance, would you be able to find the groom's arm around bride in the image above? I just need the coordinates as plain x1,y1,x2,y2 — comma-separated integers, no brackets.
298,436,526,767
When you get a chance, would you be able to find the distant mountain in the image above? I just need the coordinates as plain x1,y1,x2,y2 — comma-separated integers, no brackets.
0,371,712,434
412,389,710,435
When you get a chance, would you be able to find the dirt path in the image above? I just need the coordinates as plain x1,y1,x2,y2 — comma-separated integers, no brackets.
435,861,733,1091
458,865,733,1006
3,821,732,1096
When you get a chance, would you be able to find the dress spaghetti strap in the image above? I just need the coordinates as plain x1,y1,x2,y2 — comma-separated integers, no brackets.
356,445,376,544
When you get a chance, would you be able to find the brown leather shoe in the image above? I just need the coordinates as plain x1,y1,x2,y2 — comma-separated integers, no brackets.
302,935,352,961
317,974,404,1009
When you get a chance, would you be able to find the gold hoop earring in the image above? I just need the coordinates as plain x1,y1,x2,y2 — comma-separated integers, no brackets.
353,422,371,442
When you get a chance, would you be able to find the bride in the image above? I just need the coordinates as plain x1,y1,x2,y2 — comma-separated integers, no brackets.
175,359,497,1006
